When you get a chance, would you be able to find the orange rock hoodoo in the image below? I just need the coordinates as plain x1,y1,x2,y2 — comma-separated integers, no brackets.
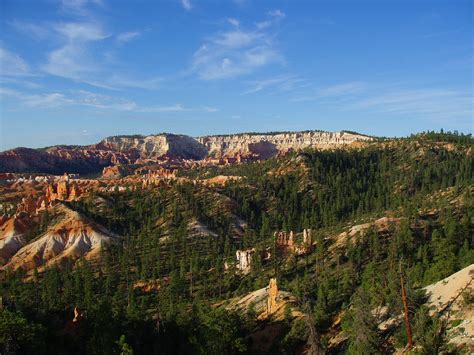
275,229,313,255
15,177,83,217
142,168,178,188
267,278,279,315
275,231,294,247
46,179,82,203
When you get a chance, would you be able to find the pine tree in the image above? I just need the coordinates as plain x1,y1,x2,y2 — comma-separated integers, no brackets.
344,288,384,354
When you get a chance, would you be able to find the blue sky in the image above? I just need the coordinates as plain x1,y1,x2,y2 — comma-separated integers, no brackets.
0,0,472,150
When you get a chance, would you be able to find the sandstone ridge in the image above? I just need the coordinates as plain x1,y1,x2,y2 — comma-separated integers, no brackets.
0,130,373,174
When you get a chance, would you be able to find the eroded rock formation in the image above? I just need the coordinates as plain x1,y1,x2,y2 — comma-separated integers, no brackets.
275,229,314,255
0,213,35,264
0,130,372,174
102,165,133,179
236,248,255,273
267,278,279,315
95,134,208,160
303,228,312,245
141,168,178,188
275,231,294,247
45,176,82,203
198,131,372,159
2,204,120,272
16,195,37,216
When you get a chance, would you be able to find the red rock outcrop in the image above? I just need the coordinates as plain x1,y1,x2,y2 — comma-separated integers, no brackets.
275,229,314,255
102,165,133,179
142,168,178,188
45,179,82,203
275,231,294,247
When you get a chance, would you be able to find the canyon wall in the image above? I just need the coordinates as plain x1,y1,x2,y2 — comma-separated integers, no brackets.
0,130,373,174
198,131,372,157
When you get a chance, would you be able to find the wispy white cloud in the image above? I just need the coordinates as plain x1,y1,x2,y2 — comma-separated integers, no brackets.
24,93,73,108
0,87,72,108
0,87,22,97
0,47,32,77
243,74,309,94
291,82,366,102
0,76,42,89
227,18,240,27
213,30,263,48
256,9,286,30
57,22,108,41
116,31,140,43
192,45,280,80
350,88,472,119
421,29,459,39
41,22,107,82
7,20,51,40
1,86,218,113
39,21,160,90
291,80,472,124
268,9,285,19
181,0,192,11
75,90,137,110
60,0,104,15
138,103,218,113
105,75,162,90
191,12,285,80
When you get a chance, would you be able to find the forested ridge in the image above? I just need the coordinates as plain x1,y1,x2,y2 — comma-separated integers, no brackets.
1,132,473,354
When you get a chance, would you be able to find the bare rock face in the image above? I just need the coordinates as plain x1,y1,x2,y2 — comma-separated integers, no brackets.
0,130,372,174
0,213,35,264
198,131,372,158
96,134,208,160
236,248,255,273
1,204,120,272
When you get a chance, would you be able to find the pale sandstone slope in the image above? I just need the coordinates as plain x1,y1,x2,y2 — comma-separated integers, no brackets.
2,204,120,272
424,264,474,349
0,214,34,264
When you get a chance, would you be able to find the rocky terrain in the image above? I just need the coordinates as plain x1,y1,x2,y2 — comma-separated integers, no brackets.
0,131,472,354
198,130,371,157
1,203,119,272
0,130,372,174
